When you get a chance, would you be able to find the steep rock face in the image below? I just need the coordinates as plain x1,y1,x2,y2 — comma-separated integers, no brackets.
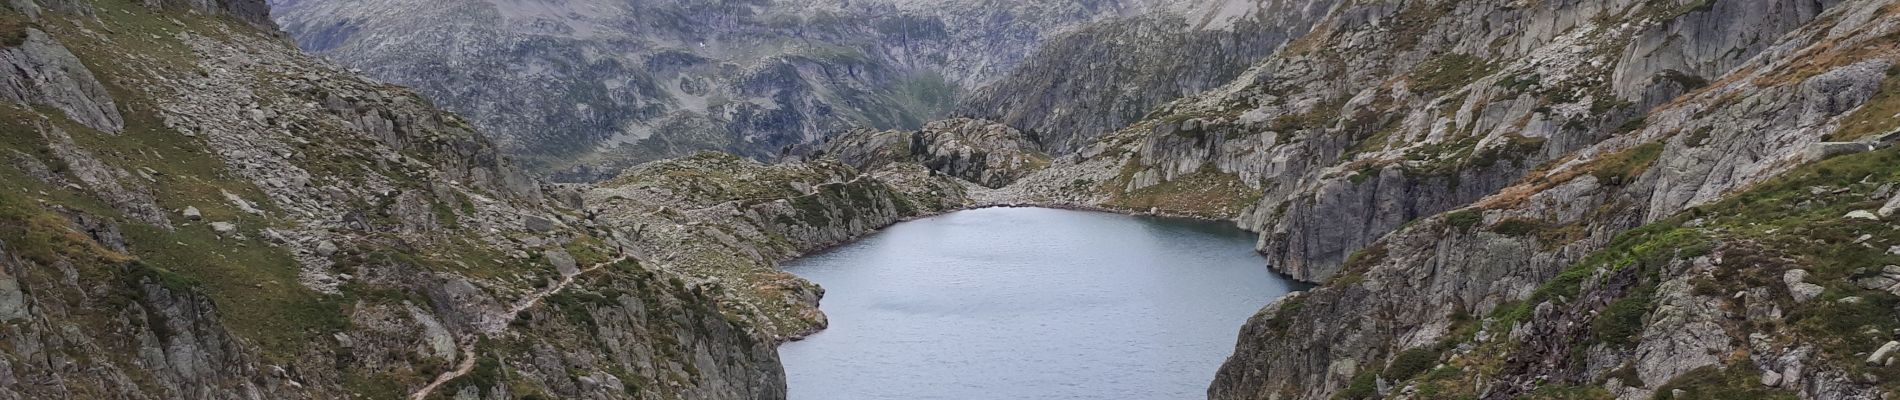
0,1,796,398
269,0,1183,181
957,0,1339,153
0,29,120,132
1194,1,1900,399
1011,0,1839,282
823,118,1050,188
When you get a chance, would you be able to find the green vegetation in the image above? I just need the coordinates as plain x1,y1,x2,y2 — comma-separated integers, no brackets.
1444,209,1483,231
0,6,28,47
1489,218,1544,236
1458,147,1900,395
1335,371,1379,400
1331,243,1391,285
1401,134,1545,179
1638,0,1720,24
1383,346,1444,382
1389,0,1459,51
1271,98,1345,132
1652,365,1798,400
1411,54,1498,94
1592,285,1654,347
1586,142,1665,185
1264,296,1306,333
1108,166,1263,218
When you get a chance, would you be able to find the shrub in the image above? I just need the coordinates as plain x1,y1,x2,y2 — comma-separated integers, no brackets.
1383,347,1444,382
1445,210,1482,231
0,9,26,48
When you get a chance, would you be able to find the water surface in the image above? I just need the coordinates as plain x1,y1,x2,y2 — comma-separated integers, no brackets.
778,207,1303,399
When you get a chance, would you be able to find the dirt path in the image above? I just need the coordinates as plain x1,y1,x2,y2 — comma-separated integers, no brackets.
408,255,632,400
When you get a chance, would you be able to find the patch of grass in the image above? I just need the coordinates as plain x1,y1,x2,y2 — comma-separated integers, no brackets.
1264,296,1306,333
1653,365,1798,400
1527,385,1617,399
1108,166,1261,218
1490,218,1545,236
1271,98,1344,132
1587,142,1665,185
0,7,28,47
1592,285,1654,347
1389,0,1457,51
1334,370,1379,400
121,223,347,362
1494,222,1704,325
1384,346,1444,382
1444,209,1482,231
1411,54,1499,94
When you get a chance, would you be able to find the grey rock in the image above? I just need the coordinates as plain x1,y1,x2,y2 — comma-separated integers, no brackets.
182,206,203,221
523,214,556,232
825,118,1049,188
1785,269,1824,303
544,249,579,277
0,29,123,132
1870,341,1899,366
209,221,237,235
1879,193,1900,217
1808,142,1875,161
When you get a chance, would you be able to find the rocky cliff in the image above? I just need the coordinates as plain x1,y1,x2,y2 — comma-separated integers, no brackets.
0,0,836,398
821,118,1050,188
956,0,1341,153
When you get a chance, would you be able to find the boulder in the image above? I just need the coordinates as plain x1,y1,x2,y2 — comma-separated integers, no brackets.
1878,193,1900,217
545,249,580,277
182,206,202,221
1869,341,1899,366
1807,142,1874,160
524,214,556,232
1783,269,1825,303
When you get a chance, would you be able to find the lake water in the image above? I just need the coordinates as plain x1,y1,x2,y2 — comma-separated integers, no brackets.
777,207,1304,399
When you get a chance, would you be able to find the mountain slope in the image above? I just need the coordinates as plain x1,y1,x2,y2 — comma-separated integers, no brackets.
268,0,1190,181
955,0,1339,153
0,1,800,398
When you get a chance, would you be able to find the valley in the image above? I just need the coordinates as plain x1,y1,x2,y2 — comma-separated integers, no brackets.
0,0,1897,399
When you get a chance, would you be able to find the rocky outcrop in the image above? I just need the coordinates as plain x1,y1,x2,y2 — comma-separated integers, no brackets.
958,0,1340,153
585,152,977,339
824,118,1049,188
945,0,1900,398
0,27,122,133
